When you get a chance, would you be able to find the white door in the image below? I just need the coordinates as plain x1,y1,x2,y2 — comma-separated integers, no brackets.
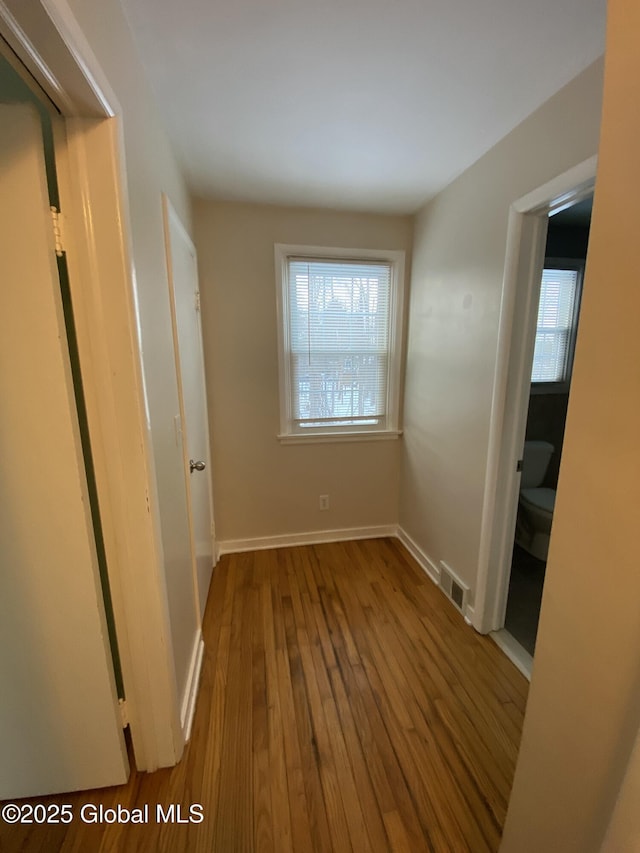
163,195,215,621
0,104,129,798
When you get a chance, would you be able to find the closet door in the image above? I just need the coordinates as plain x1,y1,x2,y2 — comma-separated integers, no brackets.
0,104,128,798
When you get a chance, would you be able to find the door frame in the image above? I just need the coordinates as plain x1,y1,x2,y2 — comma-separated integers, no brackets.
473,155,598,639
0,0,184,769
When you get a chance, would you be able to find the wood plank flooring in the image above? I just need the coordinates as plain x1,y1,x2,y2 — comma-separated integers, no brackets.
1,538,528,852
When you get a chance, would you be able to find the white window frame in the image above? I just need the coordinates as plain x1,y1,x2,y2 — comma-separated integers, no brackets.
275,244,405,444
530,257,584,394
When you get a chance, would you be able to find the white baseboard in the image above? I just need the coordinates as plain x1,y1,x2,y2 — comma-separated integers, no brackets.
180,631,204,742
398,528,479,628
490,629,532,681
220,526,479,638
396,526,440,585
218,524,398,555
219,525,481,644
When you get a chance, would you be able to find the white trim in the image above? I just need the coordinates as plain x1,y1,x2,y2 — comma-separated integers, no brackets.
274,243,406,440
180,632,204,742
398,528,478,626
278,429,402,445
40,0,119,116
1,0,185,770
513,156,598,215
0,6,61,111
59,128,183,771
396,527,441,585
0,0,117,116
55,127,185,769
474,156,597,635
221,526,481,636
490,630,533,681
0,2,73,113
219,525,398,555
474,208,548,633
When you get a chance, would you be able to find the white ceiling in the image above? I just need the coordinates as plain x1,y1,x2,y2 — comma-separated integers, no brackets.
120,0,606,214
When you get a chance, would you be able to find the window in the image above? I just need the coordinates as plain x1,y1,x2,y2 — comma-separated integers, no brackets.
531,261,582,386
275,244,405,442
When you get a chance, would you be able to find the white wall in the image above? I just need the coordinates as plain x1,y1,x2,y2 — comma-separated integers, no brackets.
501,2,640,845
193,201,412,545
399,59,604,597
66,0,198,709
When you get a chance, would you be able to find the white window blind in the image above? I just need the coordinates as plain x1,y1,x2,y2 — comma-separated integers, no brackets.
531,267,579,383
287,257,392,430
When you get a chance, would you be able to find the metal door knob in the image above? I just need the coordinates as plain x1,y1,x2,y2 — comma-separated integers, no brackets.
189,459,206,473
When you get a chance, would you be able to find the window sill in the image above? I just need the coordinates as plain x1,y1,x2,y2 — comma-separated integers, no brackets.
277,429,403,445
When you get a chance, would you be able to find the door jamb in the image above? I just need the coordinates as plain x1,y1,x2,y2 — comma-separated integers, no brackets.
0,0,184,770
473,155,598,635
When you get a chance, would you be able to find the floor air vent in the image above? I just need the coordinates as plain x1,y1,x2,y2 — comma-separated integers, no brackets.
439,562,469,614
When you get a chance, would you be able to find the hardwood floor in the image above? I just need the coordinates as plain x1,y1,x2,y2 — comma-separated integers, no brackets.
1,538,528,852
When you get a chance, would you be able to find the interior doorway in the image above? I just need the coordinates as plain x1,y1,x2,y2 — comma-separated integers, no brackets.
503,196,592,659
472,155,597,677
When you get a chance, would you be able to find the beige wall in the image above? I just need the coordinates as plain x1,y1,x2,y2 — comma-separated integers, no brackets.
501,2,640,847
193,201,412,544
399,59,603,594
66,0,198,706
601,725,640,852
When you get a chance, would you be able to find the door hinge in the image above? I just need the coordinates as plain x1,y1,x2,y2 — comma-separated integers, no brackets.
195,290,201,312
50,206,65,257
118,697,129,728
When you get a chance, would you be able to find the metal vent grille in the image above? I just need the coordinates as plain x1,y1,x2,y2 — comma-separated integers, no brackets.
439,561,469,614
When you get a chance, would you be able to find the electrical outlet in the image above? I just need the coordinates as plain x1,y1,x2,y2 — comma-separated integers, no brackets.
319,494,330,511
